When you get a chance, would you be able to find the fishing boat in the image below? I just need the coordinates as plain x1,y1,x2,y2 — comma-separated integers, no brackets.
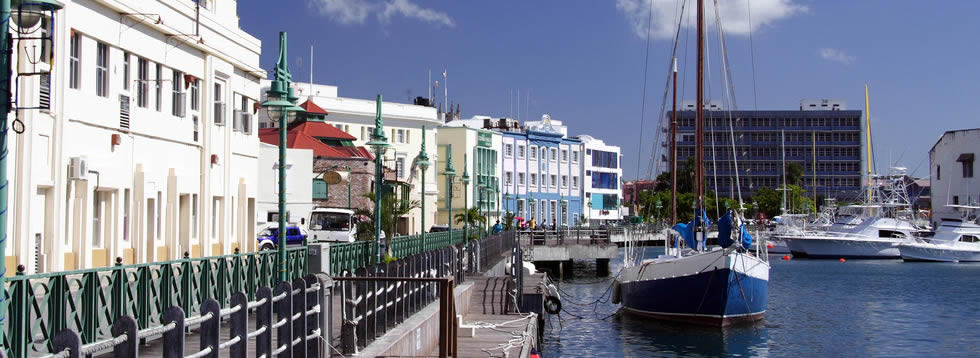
900,206,980,262
613,0,769,326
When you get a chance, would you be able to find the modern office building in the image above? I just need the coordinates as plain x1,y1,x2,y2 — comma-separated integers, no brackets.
579,135,623,224
496,116,585,228
664,99,864,201
929,128,979,222
5,0,264,273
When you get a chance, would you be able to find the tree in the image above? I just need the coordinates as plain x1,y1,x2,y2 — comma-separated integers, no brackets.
502,212,515,231
785,162,804,187
354,190,421,258
454,206,487,237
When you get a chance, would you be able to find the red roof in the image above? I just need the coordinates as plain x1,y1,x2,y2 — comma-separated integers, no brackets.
259,121,372,159
299,99,329,115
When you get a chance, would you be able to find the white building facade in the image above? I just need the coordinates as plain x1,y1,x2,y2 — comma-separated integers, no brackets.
257,143,313,228
930,128,979,222
7,0,263,273
259,82,441,235
578,135,624,224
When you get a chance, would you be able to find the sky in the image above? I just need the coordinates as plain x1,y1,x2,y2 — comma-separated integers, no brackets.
239,0,980,181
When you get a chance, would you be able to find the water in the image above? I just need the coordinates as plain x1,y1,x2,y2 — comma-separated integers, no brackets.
541,248,980,357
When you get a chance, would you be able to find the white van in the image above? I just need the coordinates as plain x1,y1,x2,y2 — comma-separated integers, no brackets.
308,208,358,243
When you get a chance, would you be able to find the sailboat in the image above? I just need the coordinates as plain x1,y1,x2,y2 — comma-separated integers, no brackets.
612,0,769,326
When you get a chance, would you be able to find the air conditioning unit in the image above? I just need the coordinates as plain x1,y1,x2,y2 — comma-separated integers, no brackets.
69,157,88,180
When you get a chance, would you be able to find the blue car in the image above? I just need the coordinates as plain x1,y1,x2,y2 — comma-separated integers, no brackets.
257,224,308,250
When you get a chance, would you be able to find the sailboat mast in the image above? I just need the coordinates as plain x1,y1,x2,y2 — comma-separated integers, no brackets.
864,84,873,202
671,57,678,230
782,129,787,213
695,0,705,218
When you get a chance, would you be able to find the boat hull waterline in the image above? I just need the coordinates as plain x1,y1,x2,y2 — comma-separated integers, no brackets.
782,236,904,259
899,243,980,262
618,249,769,326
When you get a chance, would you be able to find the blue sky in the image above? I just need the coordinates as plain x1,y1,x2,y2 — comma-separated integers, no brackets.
239,0,980,181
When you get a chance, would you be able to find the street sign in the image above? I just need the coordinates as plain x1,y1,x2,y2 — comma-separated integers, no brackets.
324,170,344,185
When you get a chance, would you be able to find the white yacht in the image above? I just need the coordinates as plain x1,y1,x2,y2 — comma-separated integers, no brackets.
900,206,980,262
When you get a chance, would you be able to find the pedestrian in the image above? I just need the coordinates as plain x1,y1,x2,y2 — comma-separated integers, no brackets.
492,220,503,234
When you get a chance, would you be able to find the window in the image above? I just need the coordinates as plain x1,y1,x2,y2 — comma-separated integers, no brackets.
550,148,558,162
518,145,525,158
396,129,406,144
530,146,538,160
542,148,547,161
360,127,366,141
561,175,568,188
190,78,200,111
592,172,619,189
155,64,162,111
504,144,513,157
396,157,406,179
214,82,225,125
92,192,103,248
592,150,619,169
137,58,148,107
517,200,525,218
572,176,578,189
191,194,198,239
530,173,537,187
313,179,328,199
239,95,252,134
69,32,80,89
505,171,513,185
95,42,109,97
550,175,557,188
959,153,974,178
123,189,131,242
937,165,941,180
518,172,525,185
172,70,185,117
961,235,980,243
122,52,130,90
572,150,579,163
561,149,568,162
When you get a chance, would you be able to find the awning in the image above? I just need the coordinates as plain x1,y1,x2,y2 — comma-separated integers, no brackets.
957,153,975,162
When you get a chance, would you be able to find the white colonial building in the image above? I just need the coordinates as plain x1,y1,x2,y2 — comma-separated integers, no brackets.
930,128,979,222
259,82,441,235
577,135,624,224
7,0,263,273
257,143,313,228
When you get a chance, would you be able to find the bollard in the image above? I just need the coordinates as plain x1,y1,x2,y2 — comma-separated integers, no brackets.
256,287,274,358
52,329,82,358
161,306,186,358
199,299,221,358
111,315,139,357
229,292,248,358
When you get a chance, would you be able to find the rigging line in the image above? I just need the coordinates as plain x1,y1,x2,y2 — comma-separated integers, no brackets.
634,0,655,181
746,0,759,110
713,0,745,207
646,0,690,179
705,26,720,218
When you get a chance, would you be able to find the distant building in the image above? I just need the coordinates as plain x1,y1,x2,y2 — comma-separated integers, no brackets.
435,126,502,230
257,144,314,228
579,135,623,223
665,99,863,201
929,128,979,221
623,180,658,215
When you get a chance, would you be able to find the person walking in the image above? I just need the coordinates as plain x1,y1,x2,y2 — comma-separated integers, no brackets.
491,220,503,234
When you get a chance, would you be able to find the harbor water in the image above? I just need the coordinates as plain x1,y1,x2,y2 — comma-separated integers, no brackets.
542,247,980,357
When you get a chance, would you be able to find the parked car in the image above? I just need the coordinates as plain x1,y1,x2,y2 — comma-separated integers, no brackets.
308,208,359,243
429,224,450,233
257,224,308,250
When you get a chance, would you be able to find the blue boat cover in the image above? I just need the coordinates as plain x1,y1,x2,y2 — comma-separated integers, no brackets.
673,209,711,249
718,210,754,249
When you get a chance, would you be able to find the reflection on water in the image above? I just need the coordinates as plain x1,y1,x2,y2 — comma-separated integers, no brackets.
541,247,980,357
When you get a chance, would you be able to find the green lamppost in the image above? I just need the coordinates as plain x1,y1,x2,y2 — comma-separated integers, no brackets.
461,154,471,240
366,95,391,263
416,126,431,251
655,200,663,226
444,150,456,245
261,32,304,282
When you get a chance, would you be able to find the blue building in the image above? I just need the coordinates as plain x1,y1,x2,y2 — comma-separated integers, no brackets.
499,117,584,227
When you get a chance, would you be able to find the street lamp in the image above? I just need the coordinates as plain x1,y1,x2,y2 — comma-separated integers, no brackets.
417,126,431,251
461,154,471,240
261,32,304,282
366,95,391,263
444,150,457,246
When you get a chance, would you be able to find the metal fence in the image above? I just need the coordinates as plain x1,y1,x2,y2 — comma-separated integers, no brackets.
329,229,486,276
518,228,612,246
2,247,309,358
46,274,330,358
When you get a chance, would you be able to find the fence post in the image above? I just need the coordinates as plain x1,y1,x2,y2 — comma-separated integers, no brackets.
9,267,29,358
161,306,186,358
51,328,82,358
136,265,152,332
229,292,248,358
275,280,294,358
255,286,274,358
80,271,99,344
46,274,68,351
179,252,193,317
307,274,332,358
111,257,127,320
111,315,139,358
159,263,175,318
292,277,308,357
341,272,357,355
200,299,220,358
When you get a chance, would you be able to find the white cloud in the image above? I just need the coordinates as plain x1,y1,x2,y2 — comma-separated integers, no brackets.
308,0,453,28
819,48,855,65
381,0,455,27
616,0,806,39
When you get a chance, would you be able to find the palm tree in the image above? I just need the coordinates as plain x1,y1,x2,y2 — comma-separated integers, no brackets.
454,206,487,237
354,190,421,258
